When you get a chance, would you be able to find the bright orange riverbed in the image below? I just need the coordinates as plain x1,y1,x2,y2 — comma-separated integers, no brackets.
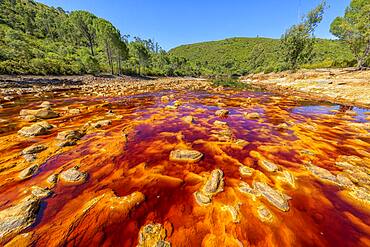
0,89,369,246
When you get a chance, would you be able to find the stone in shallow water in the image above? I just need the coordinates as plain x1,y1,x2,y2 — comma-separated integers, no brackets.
92,120,112,128
23,154,36,163
30,186,52,199
0,195,40,244
204,169,224,194
349,187,370,203
56,130,84,141
257,204,273,223
57,140,77,147
18,123,49,137
138,223,170,247
59,167,87,184
239,182,255,195
169,149,203,163
21,144,46,155
282,170,295,187
194,169,224,206
276,123,289,130
215,109,229,117
34,109,59,119
160,96,170,102
47,174,58,185
244,112,260,119
258,159,278,172
336,174,354,188
181,116,194,124
306,164,337,183
19,164,39,180
253,182,290,212
213,120,228,127
239,166,253,176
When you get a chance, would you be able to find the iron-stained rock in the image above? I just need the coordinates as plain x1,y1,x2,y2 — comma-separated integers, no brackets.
258,159,278,172
253,182,290,212
169,149,203,163
306,164,337,183
138,223,170,247
59,167,87,184
244,112,260,119
0,196,40,244
56,130,84,141
19,165,39,180
215,109,229,117
21,144,46,155
18,123,49,137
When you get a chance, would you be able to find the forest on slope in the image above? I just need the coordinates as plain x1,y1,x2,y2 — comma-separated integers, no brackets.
170,37,355,75
0,0,368,76
0,0,197,76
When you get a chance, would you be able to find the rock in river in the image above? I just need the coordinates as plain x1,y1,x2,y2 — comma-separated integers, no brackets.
244,112,261,119
19,164,39,180
18,123,49,137
59,167,87,184
194,169,224,206
56,130,84,141
253,182,290,212
258,159,279,172
169,149,203,163
306,163,337,183
138,223,171,247
0,195,40,244
215,109,229,117
21,144,46,155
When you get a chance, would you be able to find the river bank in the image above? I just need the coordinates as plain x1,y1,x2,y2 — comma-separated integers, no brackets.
242,68,370,109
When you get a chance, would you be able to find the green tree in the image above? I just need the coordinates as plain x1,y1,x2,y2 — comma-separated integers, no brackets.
280,1,326,70
330,0,370,68
70,11,98,57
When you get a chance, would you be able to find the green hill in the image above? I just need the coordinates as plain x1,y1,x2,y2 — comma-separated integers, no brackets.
170,37,355,75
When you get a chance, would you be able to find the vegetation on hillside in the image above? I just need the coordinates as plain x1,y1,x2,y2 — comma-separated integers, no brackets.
0,0,368,77
0,0,197,76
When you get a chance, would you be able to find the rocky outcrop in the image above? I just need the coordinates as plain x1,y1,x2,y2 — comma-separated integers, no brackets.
59,167,87,184
30,186,52,199
92,120,112,128
169,149,203,163
0,196,41,244
138,223,171,247
194,169,224,206
253,182,290,212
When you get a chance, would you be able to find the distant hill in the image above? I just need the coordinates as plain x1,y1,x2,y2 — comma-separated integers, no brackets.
170,37,355,75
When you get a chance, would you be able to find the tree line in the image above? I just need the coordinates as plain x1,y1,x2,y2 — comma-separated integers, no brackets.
0,0,198,76
0,0,368,76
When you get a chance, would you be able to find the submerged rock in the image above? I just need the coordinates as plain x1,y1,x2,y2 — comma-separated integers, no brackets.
23,154,36,163
20,108,58,119
215,109,229,117
194,169,224,206
59,167,87,184
19,165,39,180
213,120,228,127
160,96,170,102
57,140,77,147
253,182,290,212
0,196,40,244
169,149,203,163
138,223,170,247
39,101,51,109
281,170,295,187
21,144,46,155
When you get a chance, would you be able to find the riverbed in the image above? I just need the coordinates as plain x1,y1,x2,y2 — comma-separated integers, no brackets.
0,86,369,246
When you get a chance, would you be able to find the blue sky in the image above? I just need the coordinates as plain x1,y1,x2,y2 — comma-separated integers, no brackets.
37,0,350,50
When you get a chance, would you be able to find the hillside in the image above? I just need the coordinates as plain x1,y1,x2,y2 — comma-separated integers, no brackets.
170,37,355,75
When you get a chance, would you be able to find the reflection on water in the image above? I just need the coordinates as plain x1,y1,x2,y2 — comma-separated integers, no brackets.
0,89,369,246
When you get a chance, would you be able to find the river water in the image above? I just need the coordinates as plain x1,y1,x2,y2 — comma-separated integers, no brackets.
0,89,369,246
